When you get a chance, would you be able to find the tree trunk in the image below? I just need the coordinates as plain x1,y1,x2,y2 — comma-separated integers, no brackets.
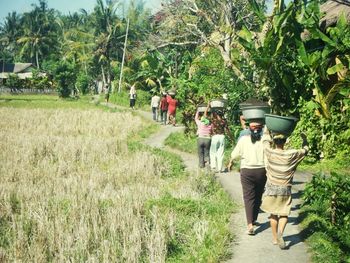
118,18,130,93
35,50,40,69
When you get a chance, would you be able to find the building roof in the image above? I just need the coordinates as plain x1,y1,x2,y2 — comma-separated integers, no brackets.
320,0,350,29
0,62,34,73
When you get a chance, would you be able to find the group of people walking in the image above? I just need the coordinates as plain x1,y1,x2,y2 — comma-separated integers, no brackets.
194,104,309,250
194,103,232,172
150,92,178,126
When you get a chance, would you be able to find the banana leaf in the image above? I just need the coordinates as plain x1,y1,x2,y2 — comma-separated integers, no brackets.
248,0,265,22
296,40,310,66
327,62,345,75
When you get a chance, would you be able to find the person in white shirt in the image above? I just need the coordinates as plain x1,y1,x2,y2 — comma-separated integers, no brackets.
129,84,136,109
228,120,267,235
151,93,161,121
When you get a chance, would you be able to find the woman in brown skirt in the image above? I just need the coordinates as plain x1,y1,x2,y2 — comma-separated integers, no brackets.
228,120,266,235
261,128,308,249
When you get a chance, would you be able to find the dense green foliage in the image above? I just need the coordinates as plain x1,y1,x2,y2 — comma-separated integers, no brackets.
301,172,350,262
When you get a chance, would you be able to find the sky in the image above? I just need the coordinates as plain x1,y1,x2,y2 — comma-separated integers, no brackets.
0,0,162,23
0,0,294,24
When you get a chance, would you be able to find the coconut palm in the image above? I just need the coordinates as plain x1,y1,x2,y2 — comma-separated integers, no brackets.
92,0,123,87
17,0,58,69
0,11,22,60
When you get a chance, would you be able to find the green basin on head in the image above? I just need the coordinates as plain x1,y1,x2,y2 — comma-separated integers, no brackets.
265,114,298,135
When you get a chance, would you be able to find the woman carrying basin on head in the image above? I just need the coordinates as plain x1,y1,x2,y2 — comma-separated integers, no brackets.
228,119,267,235
195,104,212,168
261,127,308,249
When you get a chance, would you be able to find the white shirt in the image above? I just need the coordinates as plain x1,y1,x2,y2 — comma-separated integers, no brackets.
151,95,161,107
230,135,265,169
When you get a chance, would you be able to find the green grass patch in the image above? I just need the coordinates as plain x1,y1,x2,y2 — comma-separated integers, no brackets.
0,94,101,110
164,132,197,154
146,173,235,262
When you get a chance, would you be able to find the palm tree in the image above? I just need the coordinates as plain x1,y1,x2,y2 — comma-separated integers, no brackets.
92,0,123,87
58,10,95,75
0,12,22,61
17,0,58,68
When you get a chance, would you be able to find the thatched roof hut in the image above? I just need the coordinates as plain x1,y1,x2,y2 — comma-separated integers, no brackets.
320,0,350,29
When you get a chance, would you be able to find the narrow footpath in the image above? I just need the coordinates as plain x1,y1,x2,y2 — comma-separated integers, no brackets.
104,101,312,263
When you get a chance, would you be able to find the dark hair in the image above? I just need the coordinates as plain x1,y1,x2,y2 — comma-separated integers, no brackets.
250,128,262,144
273,138,287,146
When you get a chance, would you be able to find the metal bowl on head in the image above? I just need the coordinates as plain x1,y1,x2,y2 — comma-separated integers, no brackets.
239,98,268,110
242,105,270,121
265,114,298,135
168,90,176,96
210,99,226,108
197,104,210,113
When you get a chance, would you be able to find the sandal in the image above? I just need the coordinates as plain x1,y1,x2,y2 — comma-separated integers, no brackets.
247,228,255,235
277,233,286,249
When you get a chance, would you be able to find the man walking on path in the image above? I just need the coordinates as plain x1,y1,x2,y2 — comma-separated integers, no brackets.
159,92,168,125
151,93,161,121
129,84,137,109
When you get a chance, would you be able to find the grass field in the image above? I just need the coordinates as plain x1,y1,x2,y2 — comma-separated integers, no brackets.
0,95,234,262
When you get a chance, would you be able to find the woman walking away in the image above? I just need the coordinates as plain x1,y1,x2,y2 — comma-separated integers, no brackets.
210,110,232,173
151,93,160,121
167,94,178,126
261,128,308,249
129,84,136,109
195,105,212,168
227,120,267,235
159,92,168,125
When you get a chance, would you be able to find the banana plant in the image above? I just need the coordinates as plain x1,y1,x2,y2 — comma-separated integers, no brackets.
298,13,350,118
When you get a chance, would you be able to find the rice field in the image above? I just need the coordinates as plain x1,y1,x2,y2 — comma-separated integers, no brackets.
0,103,233,262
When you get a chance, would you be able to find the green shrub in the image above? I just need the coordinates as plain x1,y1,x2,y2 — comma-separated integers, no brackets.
290,98,350,161
54,61,77,98
76,74,92,95
301,172,350,262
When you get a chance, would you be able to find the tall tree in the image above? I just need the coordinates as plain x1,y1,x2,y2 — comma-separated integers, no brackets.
0,12,22,62
17,0,58,68
92,0,123,86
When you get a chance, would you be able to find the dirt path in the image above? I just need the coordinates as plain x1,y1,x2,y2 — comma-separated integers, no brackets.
104,102,311,263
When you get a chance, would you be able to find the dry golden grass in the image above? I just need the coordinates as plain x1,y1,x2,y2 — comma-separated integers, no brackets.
0,108,178,262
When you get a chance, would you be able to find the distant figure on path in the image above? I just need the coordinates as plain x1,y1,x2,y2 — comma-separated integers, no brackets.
228,120,267,235
151,93,161,121
261,128,308,249
159,92,168,125
195,104,212,168
104,83,110,103
129,84,136,109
